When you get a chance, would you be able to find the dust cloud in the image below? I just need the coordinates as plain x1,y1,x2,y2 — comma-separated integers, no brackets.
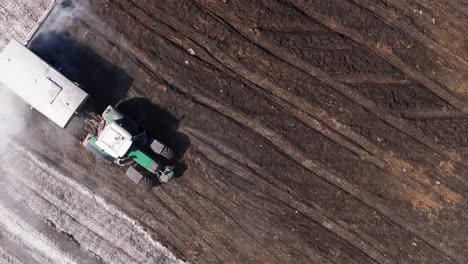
0,84,28,153
41,0,89,33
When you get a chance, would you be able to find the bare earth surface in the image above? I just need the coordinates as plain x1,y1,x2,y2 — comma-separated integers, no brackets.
1,0,468,263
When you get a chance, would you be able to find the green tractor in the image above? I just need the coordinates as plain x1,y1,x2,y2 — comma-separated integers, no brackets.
83,105,175,189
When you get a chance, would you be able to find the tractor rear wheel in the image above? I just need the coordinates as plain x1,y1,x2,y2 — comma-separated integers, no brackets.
138,176,155,190
160,146,174,160
149,139,174,160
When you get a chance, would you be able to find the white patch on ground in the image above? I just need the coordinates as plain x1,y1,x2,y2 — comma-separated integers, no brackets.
0,0,49,48
0,203,78,264
0,142,186,264
0,86,28,154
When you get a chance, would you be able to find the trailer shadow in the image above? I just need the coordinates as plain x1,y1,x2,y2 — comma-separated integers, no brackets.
27,31,134,114
116,97,190,180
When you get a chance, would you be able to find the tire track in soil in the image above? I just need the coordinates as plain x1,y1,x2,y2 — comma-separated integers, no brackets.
73,40,381,264
334,74,411,85
109,0,468,208
254,0,463,186
22,26,371,262
115,0,467,217
0,234,39,264
281,4,468,160
349,0,468,75
153,0,468,262
274,1,468,157
169,165,336,264
0,194,81,264
270,0,466,158
0,180,132,264
250,1,465,153
117,0,460,188
66,5,424,262
178,184,291,264
77,3,464,262
80,1,468,262
151,16,467,247
140,63,394,262
0,0,49,48
185,127,461,264
15,1,468,262
409,0,468,28
186,128,385,264
23,30,288,263
187,168,334,263
0,143,186,264
189,0,468,182
348,0,468,154
286,0,468,110
415,0,468,25
407,118,468,149
0,245,31,264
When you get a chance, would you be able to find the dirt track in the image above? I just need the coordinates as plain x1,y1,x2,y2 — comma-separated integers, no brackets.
1,0,468,263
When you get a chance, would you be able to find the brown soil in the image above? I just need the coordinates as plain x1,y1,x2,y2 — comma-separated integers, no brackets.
6,0,468,263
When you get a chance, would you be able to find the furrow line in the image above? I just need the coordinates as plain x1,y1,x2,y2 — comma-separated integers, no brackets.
191,152,343,264
286,1,468,113
5,142,186,264
70,13,256,261
350,0,468,75
334,74,411,85
396,109,467,120
114,0,388,167
186,161,324,263
185,2,465,263
0,174,128,264
410,0,468,30
184,126,465,263
182,182,290,264
0,154,146,264
131,40,399,261
95,3,464,262
149,187,233,264
82,1,462,262
192,0,468,179
0,216,41,264
185,128,384,264
0,246,27,264
113,0,466,208
233,74,468,208
0,195,78,264
118,0,412,186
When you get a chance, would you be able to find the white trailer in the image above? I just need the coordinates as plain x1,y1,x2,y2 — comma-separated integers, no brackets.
0,39,89,128
0,1,87,128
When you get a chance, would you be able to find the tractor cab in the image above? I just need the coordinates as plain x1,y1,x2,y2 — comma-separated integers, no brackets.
95,121,133,158
83,105,175,188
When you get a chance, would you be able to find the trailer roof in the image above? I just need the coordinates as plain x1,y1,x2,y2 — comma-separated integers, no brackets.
0,39,88,128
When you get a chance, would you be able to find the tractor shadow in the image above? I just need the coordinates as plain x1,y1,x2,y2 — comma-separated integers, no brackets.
116,97,190,180
27,31,133,114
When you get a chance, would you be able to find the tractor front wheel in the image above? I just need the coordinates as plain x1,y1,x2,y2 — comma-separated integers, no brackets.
126,165,155,190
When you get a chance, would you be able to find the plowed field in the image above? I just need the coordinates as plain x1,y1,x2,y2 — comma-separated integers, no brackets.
1,0,468,263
